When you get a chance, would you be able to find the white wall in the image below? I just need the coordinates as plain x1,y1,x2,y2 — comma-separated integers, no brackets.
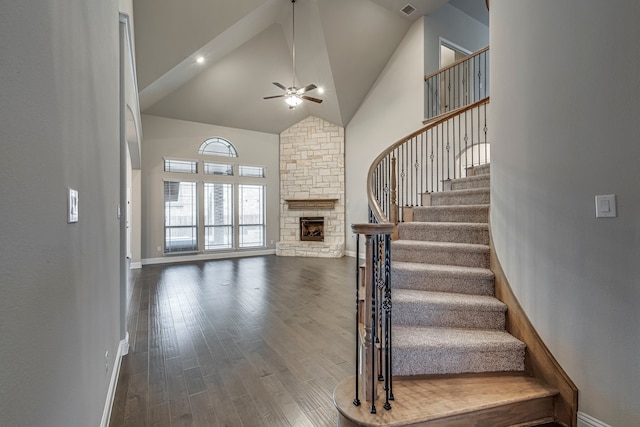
140,115,280,261
491,1,640,426
345,18,425,254
0,0,122,425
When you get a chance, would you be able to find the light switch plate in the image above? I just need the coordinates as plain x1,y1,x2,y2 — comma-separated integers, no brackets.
68,188,79,223
595,194,616,218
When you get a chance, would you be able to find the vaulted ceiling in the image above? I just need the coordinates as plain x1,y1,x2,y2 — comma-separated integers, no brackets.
133,0,487,134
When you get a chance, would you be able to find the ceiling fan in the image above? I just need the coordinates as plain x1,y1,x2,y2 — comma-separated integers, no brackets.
263,0,323,109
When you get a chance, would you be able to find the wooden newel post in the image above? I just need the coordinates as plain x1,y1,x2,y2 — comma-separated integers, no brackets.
351,223,395,414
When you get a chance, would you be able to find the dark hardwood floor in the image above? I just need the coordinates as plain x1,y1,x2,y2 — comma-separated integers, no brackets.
109,255,356,427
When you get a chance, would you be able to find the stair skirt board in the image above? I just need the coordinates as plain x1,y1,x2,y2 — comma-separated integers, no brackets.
334,374,558,427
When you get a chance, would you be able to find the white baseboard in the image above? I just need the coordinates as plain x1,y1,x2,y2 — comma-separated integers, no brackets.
142,249,276,265
578,412,611,427
100,332,129,427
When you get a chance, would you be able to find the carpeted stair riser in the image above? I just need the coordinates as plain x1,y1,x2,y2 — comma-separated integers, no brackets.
393,289,506,329
391,241,490,268
392,325,525,376
431,188,490,206
451,174,490,190
391,262,495,296
469,163,491,176
412,205,489,223
398,222,489,244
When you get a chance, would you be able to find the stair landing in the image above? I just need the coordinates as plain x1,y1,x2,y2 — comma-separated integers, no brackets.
334,374,559,427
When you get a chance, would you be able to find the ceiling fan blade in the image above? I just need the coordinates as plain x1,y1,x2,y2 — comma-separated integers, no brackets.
297,84,317,94
272,82,287,91
263,94,286,100
301,95,323,104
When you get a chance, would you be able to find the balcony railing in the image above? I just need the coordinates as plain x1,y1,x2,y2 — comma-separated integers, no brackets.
425,46,489,122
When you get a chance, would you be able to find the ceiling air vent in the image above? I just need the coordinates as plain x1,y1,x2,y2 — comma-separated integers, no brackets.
401,3,416,16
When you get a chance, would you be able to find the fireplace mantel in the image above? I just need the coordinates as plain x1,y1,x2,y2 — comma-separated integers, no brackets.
285,198,338,210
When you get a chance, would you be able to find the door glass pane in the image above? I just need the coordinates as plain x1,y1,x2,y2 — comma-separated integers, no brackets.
164,181,198,252
239,184,265,248
204,182,233,250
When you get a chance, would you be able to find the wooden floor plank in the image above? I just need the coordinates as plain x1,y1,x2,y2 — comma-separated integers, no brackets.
110,255,356,427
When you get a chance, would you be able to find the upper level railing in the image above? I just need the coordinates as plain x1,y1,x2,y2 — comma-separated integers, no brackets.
424,46,489,122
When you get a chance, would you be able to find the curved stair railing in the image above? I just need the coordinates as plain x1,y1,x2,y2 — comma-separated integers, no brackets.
368,97,490,225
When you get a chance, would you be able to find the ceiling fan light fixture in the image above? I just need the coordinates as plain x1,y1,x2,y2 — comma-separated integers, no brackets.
263,0,323,108
285,94,303,107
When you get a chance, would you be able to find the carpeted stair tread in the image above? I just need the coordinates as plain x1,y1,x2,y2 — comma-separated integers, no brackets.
451,174,490,190
393,289,506,329
431,188,490,206
391,261,495,295
398,221,489,244
391,240,490,268
393,325,525,376
412,204,489,223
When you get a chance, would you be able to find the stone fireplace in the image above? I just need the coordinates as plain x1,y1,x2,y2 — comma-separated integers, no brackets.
276,116,345,258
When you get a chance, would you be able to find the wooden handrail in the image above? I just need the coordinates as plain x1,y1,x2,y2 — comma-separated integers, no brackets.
424,46,489,82
366,97,490,224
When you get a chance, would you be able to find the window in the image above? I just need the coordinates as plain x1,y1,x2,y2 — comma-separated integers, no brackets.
204,183,233,250
204,162,233,176
238,184,265,248
163,138,267,254
239,165,265,178
199,137,238,157
164,181,198,253
164,159,197,174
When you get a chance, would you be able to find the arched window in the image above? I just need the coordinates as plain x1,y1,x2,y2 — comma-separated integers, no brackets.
198,137,238,157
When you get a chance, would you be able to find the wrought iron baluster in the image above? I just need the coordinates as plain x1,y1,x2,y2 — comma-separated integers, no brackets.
383,233,393,409
353,234,361,407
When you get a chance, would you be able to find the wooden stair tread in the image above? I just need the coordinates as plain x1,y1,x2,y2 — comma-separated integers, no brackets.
334,374,558,427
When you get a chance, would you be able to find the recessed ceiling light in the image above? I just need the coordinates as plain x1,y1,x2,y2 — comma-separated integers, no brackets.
196,56,205,64
317,87,325,94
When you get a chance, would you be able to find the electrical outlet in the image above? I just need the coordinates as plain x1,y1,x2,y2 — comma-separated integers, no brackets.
157,245,162,252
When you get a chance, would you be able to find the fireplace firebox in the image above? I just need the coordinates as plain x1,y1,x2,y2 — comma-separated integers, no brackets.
300,217,324,242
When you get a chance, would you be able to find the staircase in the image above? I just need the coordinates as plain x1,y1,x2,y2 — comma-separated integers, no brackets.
335,165,566,427
391,164,525,376
335,45,577,426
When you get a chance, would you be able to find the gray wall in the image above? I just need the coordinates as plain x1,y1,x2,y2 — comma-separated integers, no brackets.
0,0,123,425
140,114,280,261
491,1,640,425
